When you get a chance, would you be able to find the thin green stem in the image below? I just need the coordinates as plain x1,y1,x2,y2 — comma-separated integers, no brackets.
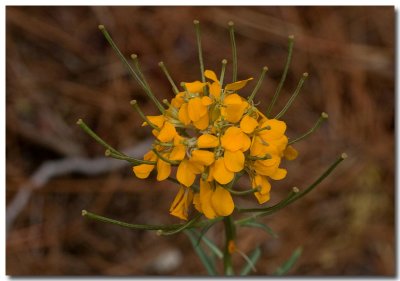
228,21,237,83
158,61,179,94
158,213,202,235
274,72,309,119
98,25,164,113
223,216,236,276
289,112,328,145
130,100,160,131
152,149,180,165
105,149,156,165
193,20,205,83
220,59,228,86
77,119,123,156
248,66,268,102
226,186,259,196
266,35,295,117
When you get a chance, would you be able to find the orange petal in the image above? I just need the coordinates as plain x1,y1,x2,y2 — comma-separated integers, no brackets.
132,164,155,179
284,145,298,160
193,113,209,130
204,70,219,82
156,157,171,181
211,185,234,217
169,145,186,161
142,115,165,128
169,186,193,220
200,180,217,219
213,158,234,185
191,149,215,166
185,81,206,94
252,175,271,204
157,122,177,142
224,150,244,172
197,134,219,148
193,193,202,213
225,78,253,91
221,127,243,151
171,92,185,109
269,168,287,180
178,103,191,125
240,115,258,134
177,160,196,187
188,97,207,122
209,82,221,99
201,96,213,106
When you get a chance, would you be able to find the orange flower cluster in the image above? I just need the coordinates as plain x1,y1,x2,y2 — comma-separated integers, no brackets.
133,70,297,220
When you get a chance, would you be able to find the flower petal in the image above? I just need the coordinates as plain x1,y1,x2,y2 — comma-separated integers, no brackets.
200,180,217,219
213,158,234,185
157,122,177,142
240,115,258,134
132,164,155,179
221,127,243,151
171,92,185,109
178,103,191,125
201,96,213,106
193,113,209,130
169,186,193,220
185,81,206,93
142,115,165,128
177,160,196,187
209,82,221,99
191,150,215,166
156,157,171,181
269,168,287,180
211,185,234,217
169,145,186,161
284,145,298,160
225,78,253,91
252,175,271,204
193,193,202,213
224,150,244,172
197,134,219,148
188,97,207,122
204,70,219,82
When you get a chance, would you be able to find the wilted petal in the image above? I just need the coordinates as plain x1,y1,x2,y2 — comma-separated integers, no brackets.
284,145,298,160
169,186,193,220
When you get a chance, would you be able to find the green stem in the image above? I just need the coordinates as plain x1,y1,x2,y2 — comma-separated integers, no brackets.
289,112,328,145
274,72,308,120
228,21,237,83
193,20,205,83
248,66,268,102
159,213,202,235
105,149,156,165
98,25,164,113
158,61,179,94
77,119,123,156
223,216,236,276
266,35,294,117
130,100,160,131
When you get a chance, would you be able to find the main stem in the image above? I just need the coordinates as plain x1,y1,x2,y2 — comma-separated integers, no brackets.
223,216,236,276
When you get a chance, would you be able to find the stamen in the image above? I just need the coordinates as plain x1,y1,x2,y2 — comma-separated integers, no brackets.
274,72,309,120
248,66,268,102
228,21,237,82
98,25,164,113
130,100,160,131
266,35,295,116
158,61,179,94
289,112,328,145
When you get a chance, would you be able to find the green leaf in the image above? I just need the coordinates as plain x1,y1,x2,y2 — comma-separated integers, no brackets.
274,246,303,275
192,230,223,259
240,247,262,276
184,229,217,276
239,220,278,238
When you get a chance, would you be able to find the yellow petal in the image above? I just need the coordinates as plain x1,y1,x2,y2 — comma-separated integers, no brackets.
157,122,177,142
223,150,244,172
169,186,193,220
213,158,234,185
197,134,219,148
204,70,219,82
178,103,191,125
187,160,205,174
211,185,234,217
156,157,171,181
185,81,206,93
171,92,185,108
258,119,287,138
193,113,209,130
142,115,165,128
240,115,258,134
177,160,196,187
188,97,207,122
225,78,253,91
239,132,251,152
144,150,157,161
209,82,221,99
132,164,155,179
284,145,298,160
221,127,243,151
252,175,271,204
191,150,215,166
201,96,213,106
221,94,248,123
169,145,186,161
200,180,217,219
193,193,202,213
270,168,287,180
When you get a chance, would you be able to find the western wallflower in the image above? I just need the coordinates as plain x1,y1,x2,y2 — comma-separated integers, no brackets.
132,69,297,220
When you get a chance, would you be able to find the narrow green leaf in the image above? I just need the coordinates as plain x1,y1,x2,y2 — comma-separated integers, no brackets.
239,221,278,238
184,229,217,276
274,246,303,276
240,247,261,276
192,230,223,259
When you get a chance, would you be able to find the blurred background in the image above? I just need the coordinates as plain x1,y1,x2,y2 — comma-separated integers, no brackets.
6,6,395,276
